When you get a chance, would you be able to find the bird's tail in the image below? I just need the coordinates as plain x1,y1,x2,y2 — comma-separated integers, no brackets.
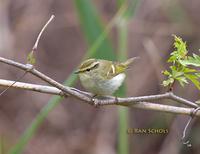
122,57,139,68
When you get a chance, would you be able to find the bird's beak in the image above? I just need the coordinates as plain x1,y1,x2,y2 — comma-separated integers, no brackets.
74,69,80,74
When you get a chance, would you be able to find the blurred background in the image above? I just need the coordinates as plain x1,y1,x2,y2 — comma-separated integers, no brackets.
0,0,200,154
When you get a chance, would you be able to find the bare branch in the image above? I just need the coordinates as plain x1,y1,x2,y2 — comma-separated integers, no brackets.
127,102,200,117
0,56,199,107
0,57,92,102
0,79,65,96
98,92,198,108
0,78,199,117
0,72,27,96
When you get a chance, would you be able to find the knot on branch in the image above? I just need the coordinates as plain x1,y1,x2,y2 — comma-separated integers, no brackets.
25,64,34,72
92,98,99,107
190,107,200,118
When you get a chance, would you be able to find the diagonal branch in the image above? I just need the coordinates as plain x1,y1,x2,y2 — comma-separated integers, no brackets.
0,56,197,104
0,57,92,101
0,15,55,98
0,78,199,117
0,79,64,96
0,56,199,107
0,56,199,108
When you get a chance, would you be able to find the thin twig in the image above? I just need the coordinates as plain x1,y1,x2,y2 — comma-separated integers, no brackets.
181,107,200,147
32,15,55,52
181,117,193,147
0,15,55,97
0,72,27,96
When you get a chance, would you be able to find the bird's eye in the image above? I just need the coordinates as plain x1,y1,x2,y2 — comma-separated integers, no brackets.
86,69,91,72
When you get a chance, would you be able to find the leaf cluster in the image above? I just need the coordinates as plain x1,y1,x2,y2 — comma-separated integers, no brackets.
162,35,200,90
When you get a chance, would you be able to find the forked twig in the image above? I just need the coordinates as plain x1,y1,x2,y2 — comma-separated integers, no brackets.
181,107,200,147
0,15,55,97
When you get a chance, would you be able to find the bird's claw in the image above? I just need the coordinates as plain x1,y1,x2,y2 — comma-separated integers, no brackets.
91,94,99,107
93,99,99,107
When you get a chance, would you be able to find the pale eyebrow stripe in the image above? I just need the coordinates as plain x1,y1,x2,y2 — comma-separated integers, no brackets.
111,64,115,74
83,61,100,71
107,70,109,76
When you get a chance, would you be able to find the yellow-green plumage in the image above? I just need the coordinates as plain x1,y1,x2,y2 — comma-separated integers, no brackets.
75,57,137,95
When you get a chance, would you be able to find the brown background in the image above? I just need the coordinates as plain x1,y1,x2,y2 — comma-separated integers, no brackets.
0,0,200,154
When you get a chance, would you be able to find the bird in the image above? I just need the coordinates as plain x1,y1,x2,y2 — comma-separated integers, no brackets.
75,57,138,96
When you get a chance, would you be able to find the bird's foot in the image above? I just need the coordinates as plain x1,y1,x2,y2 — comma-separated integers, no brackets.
91,94,99,107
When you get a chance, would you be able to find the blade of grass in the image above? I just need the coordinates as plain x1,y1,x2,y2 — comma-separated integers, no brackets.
117,0,124,8
116,1,140,154
9,76,76,154
0,135,3,154
163,0,191,23
10,2,128,154
10,96,62,154
116,15,129,154
85,4,127,59
75,0,114,59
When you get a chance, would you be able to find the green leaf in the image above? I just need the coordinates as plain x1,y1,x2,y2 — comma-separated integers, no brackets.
172,71,184,78
170,66,183,78
180,54,200,67
173,35,187,56
176,76,188,87
162,35,200,90
195,73,200,78
27,52,36,65
184,74,200,90
162,78,174,87
167,35,188,63
181,67,197,73
162,70,171,76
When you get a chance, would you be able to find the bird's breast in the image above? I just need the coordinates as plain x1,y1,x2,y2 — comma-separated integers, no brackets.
79,73,126,95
